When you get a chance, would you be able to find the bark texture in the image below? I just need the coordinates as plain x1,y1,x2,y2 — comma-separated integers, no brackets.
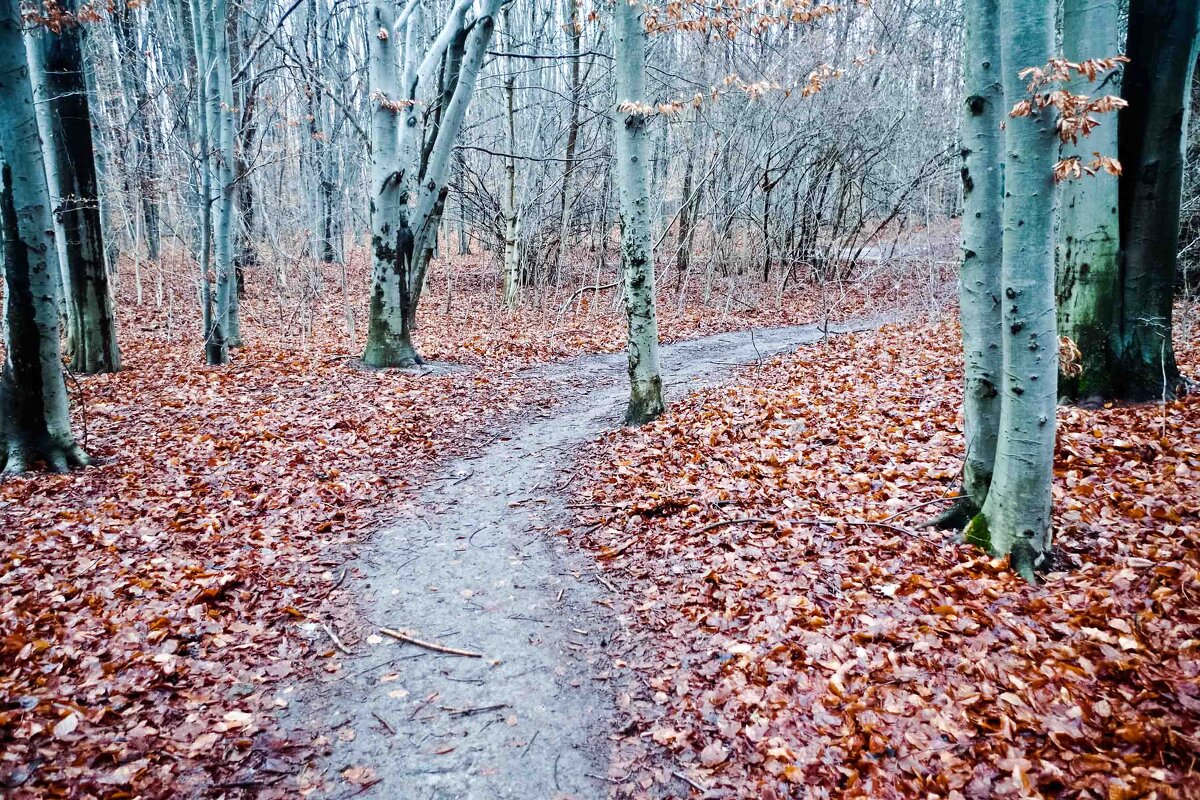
0,0,89,474
1116,0,1200,400
954,0,1002,518
1056,0,1121,400
614,0,665,425
35,4,121,373
966,0,1058,580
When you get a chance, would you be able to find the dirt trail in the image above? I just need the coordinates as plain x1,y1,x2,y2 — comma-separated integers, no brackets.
291,320,886,800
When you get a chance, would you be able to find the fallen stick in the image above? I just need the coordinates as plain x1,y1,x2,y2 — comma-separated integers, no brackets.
371,711,397,735
321,622,351,655
441,703,508,717
379,627,483,658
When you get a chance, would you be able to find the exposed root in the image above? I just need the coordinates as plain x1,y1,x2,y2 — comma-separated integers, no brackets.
919,495,977,531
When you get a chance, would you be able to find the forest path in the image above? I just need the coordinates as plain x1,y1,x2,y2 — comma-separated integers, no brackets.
293,318,887,800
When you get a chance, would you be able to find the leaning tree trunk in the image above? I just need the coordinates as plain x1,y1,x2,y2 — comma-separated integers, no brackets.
965,0,1058,581
1116,0,1200,400
1056,0,1121,401
0,0,90,474
613,0,665,425
407,0,503,320
942,0,1003,528
36,2,122,374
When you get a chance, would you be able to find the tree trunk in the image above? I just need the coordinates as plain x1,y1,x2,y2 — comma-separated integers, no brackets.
948,0,1003,525
1056,0,1121,401
35,3,122,374
966,0,1058,581
363,0,421,368
1116,0,1199,400
213,1,241,347
613,0,665,425
407,0,503,320
501,10,521,309
0,0,90,474
556,0,582,274
190,0,227,365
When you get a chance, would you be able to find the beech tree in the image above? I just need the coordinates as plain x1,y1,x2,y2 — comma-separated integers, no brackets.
0,0,89,474
945,0,1002,526
613,0,664,424
363,0,503,368
1055,0,1120,400
963,0,1059,580
1117,0,1200,400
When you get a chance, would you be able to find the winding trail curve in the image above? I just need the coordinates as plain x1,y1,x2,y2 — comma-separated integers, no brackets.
292,320,885,799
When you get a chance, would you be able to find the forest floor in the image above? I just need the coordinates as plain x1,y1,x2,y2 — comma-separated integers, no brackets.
2,250,1197,799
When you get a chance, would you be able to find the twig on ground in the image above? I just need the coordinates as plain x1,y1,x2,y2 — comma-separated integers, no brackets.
673,770,708,792
371,711,396,735
321,622,351,655
879,495,956,522
441,703,508,717
379,627,483,658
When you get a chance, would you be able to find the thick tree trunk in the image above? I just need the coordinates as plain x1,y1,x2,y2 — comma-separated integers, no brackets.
614,0,665,425
0,0,89,474
1056,0,1121,401
948,0,1003,525
36,4,122,374
1116,0,1199,400
363,0,421,368
966,0,1058,580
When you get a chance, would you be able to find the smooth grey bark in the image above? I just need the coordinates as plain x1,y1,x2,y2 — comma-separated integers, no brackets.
407,0,503,314
946,0,1003,526
210,0,240,347
613,0,665,425
501,10,521,309
1116,0,1200,400
32,3,121,374
189,0,227,364
1056,0,1121,400
966,0,1058,580
363,0,422,368
21,32,72,325
0,0,89,474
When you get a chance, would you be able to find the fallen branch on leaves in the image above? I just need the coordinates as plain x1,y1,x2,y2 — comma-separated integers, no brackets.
379,627,483,658
693,516,921,538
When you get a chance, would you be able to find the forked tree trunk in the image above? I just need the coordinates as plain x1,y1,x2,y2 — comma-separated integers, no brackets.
0,0,89,474
34,3,122,374
1116,0,1200,400
966,0,1058,580
362,0,422,368
613,0,665,425
1056,0,1121,400
945,0,1002,526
